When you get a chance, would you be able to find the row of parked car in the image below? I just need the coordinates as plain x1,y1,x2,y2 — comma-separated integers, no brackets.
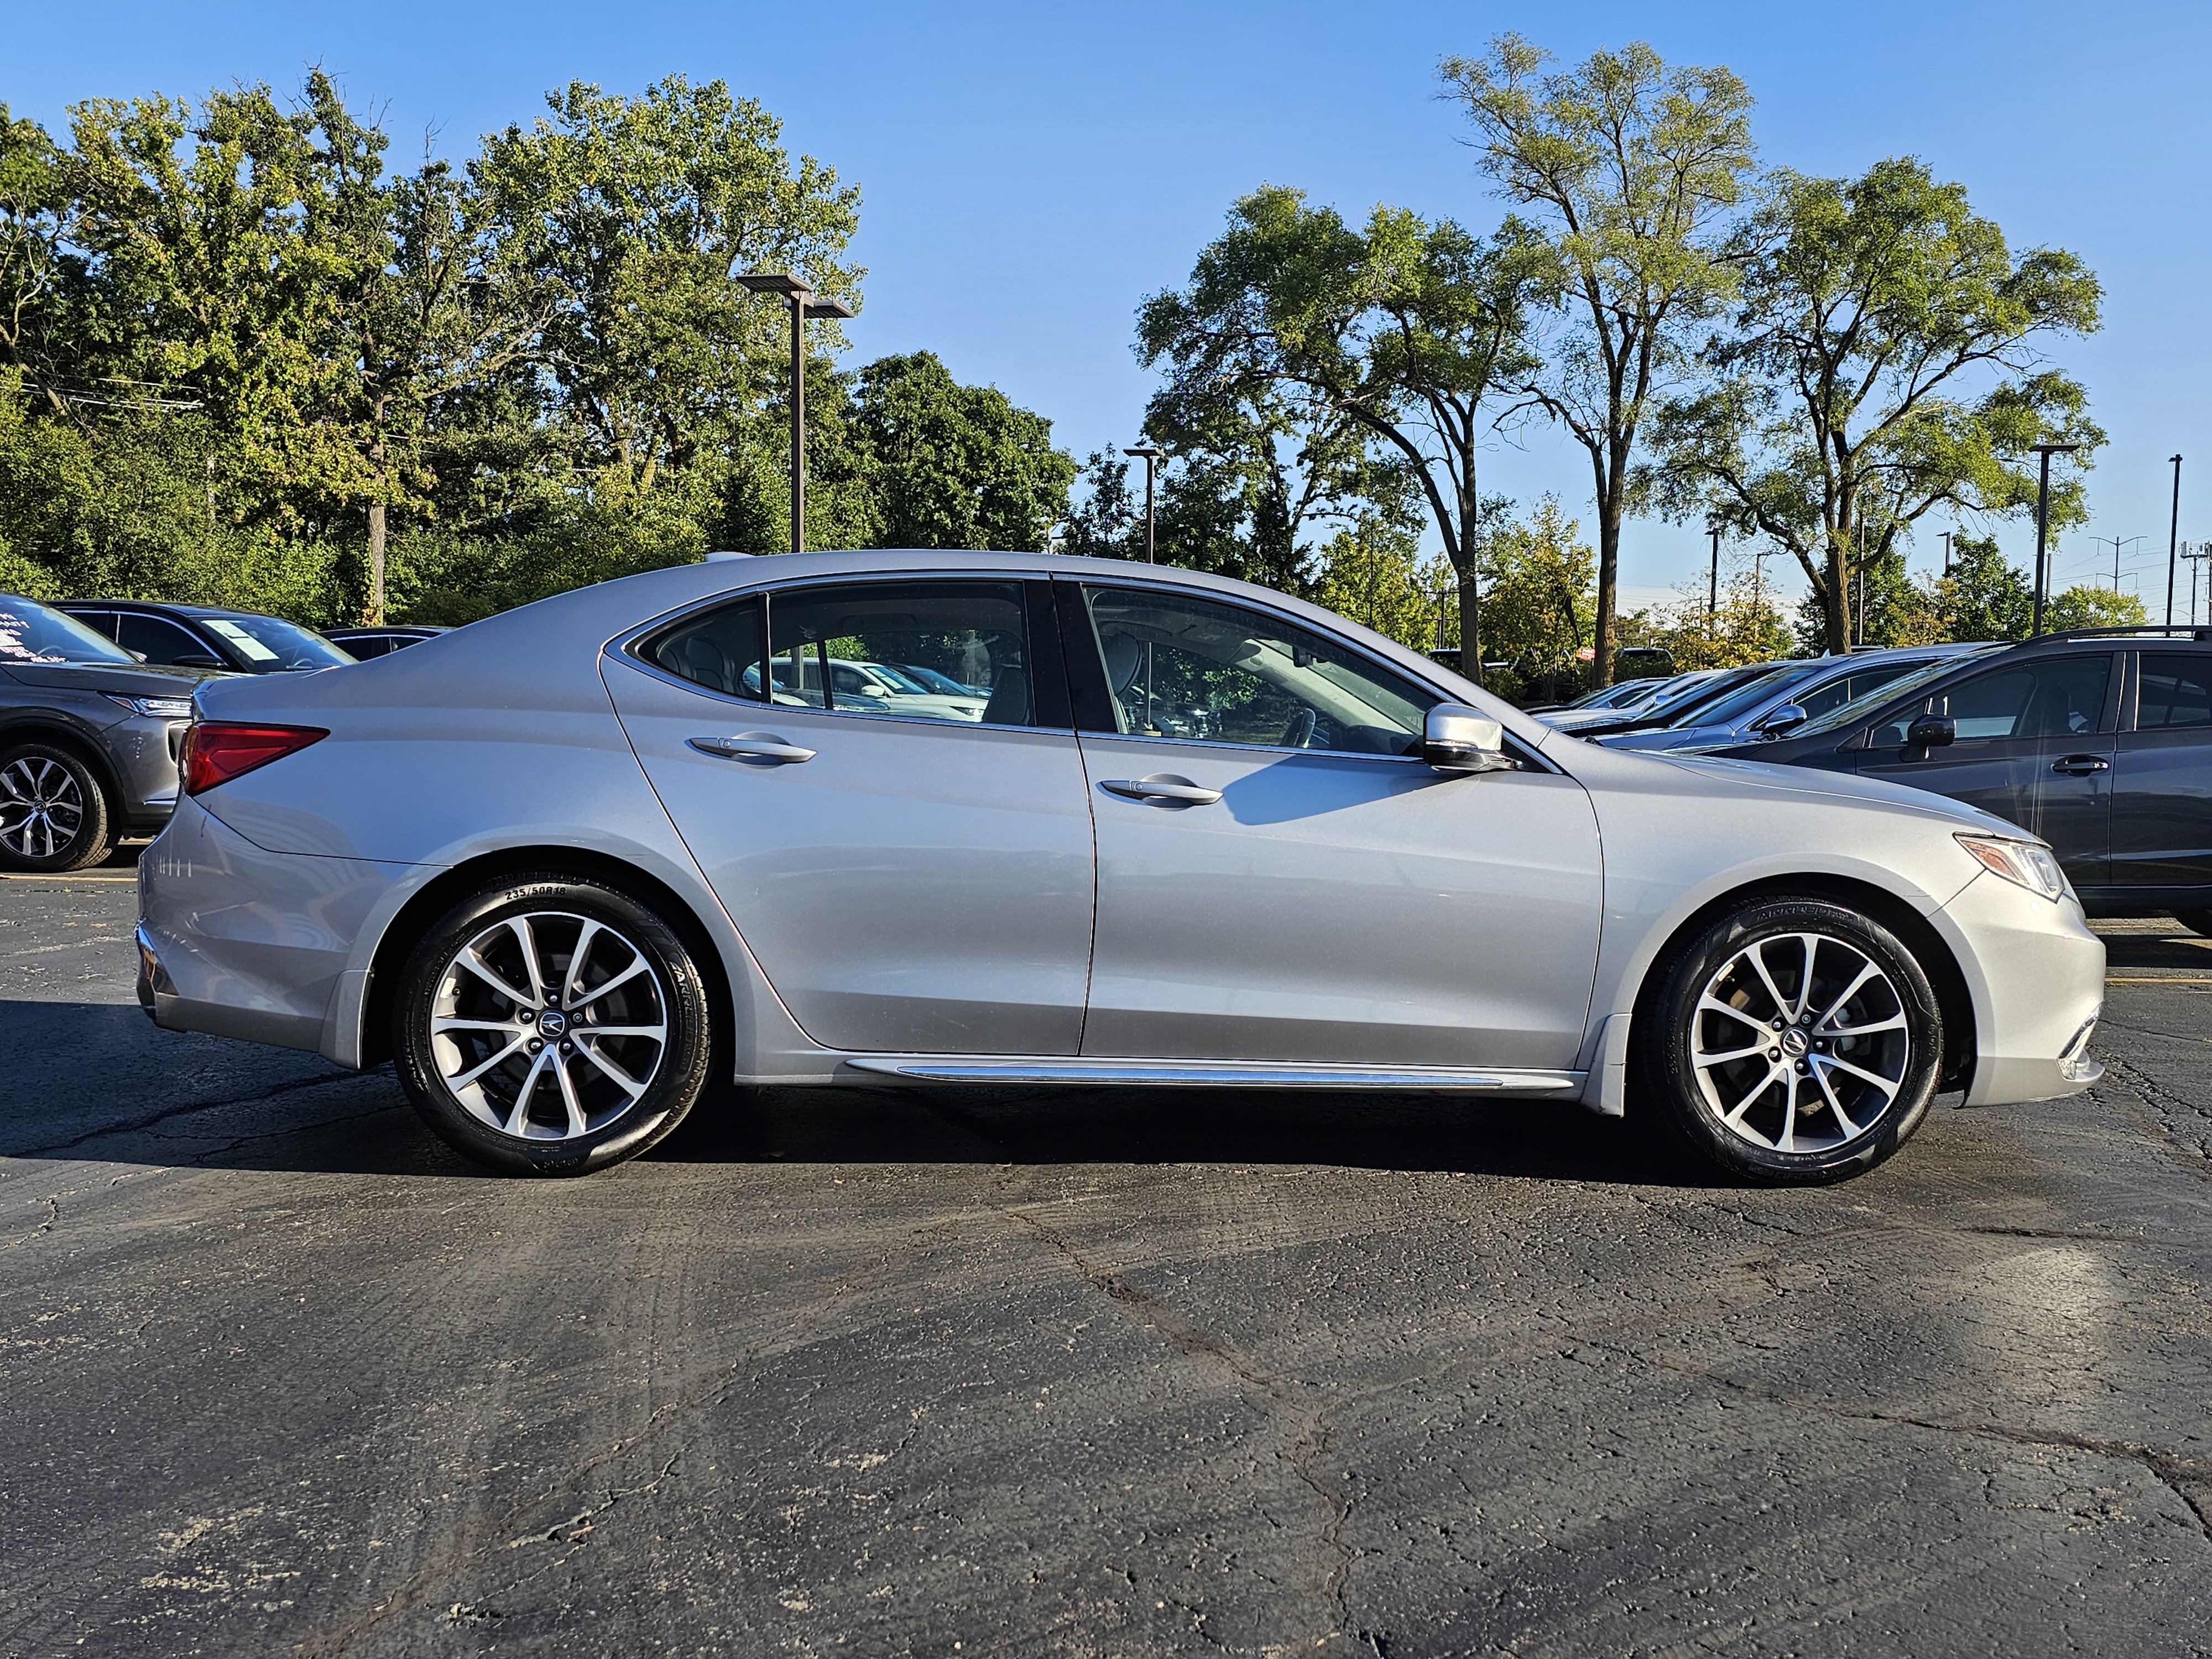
0,595,446,870
1531,633,2212,933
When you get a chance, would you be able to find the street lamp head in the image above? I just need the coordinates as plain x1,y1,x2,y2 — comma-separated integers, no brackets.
738,271,813,297
2030,441,2083,455
801,298,856,320
1124,444,1164,460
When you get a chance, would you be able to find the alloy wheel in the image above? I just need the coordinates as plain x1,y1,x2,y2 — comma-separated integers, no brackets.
1689,931,1911,1154
427,910,669,1141
0,756,87,861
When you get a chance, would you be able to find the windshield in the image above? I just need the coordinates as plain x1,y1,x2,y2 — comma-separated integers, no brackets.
202,614,355,671
1790,648,2006,738
1636,662,1772,722
0,594,137,665
1681,661,1827,729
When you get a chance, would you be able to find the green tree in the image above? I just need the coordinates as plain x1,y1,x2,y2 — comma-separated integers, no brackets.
1311,517,1451,650
1645,158,2104,654
1475,495,1598,682
1932,534,2034,641
2046,585,2148,631
1621,556,1794,670
1137,187,1545,684
843,351,1074,550
1442,35,1758,685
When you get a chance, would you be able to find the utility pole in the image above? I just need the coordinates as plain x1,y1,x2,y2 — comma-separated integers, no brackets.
2187,543,2211,627
2031,442,2082,635
2168,455,2184,627
2090,535,2147,595
737,272,855,554
1124,445,1164,562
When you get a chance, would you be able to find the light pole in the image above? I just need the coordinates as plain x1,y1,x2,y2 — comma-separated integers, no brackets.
1124,444,1164,562
2168,455,2184,627
737,272,855,554
1706,523,1721,627
1942,530,1954,578
2030,441,2081,636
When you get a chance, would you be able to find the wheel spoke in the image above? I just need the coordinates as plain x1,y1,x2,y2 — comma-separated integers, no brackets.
504,1047,554,1134
449,1033,529,1091
1777,1068,1800,1152
552,1051,590,1136
1697,994,1766,1031
1745,942,1794,1026
1695,1040,1772,1066
1812,960,1881,1031
1824,1012,1908,1038
1810,1063,1863,1140
1813,1052,1901,1100
575,1037,648,1100
432,1016,528,1035
456,948,536,1011
564,919,603,1008
1723,1061,1782,1126
1789,935,1821,1023
566,956,648,1011
507,917,548,1008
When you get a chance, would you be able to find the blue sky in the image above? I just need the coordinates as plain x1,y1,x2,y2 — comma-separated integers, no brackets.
10,1,2209,612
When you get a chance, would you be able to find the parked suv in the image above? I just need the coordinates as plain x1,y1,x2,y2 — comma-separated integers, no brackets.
1704,627,2212,931
1,594,224,871
58,600,355,674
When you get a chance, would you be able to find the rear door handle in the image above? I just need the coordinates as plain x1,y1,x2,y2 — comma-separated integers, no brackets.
689,732,817,764
2049,754,2110,775
1100,774,1223,806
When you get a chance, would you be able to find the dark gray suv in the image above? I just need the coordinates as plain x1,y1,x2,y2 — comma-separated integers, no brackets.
1,594,225,872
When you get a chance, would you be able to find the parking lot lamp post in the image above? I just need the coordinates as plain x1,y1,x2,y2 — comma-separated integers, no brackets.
2030,442,2081,636
738,273,855,554
1124,445,1164,562
2168,455,2184,627
1942,530,1954,578
1707,523,1720,627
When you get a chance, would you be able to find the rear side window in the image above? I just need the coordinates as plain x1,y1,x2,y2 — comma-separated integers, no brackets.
642,596,766,700
1872,655,2112,745
2138,655,2212,730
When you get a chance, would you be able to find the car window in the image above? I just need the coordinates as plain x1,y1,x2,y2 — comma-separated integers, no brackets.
200,614,354,671
769,582,1022,725
642,596,766,698
0,596,135,665
1691,663,1820,728
2138,655,2212,731
1870,655,2112,746
116,612,216,666
1794,660,1921,722
1077,585,1436,755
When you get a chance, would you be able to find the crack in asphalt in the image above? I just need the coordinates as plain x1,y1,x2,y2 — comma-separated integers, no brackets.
0,1193,60,1253
1631,1349,2212,1545
1,1068,372,1161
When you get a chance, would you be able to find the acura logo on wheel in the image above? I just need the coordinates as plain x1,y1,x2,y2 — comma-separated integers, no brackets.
1780,1027,1809,1057
539,1010,568,1037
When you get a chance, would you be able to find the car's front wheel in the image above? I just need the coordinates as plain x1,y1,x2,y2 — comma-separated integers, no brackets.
1640,897,1943,1185
392,874,714,1176
0,742,116,873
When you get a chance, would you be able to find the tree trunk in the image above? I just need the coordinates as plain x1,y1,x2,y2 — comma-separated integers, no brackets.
367,498,386,625
1591,449,1625,686
1822,537,1849,654
1455,564,1483,690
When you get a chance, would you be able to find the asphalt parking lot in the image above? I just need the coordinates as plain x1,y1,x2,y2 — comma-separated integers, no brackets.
2,859,2209,1658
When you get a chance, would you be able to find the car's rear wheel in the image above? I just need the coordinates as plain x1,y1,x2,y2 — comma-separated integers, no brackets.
1640,897,1943,1185
0,742,116,873
2174,909,2212,940
392,874,713,1176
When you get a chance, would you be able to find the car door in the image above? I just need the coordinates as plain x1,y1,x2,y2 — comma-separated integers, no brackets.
1063,580,1603,1071
2109,651,2212,891
1856,653,2117,887
603,575,1097,1057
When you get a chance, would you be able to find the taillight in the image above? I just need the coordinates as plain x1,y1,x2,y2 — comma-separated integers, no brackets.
180,722,328,795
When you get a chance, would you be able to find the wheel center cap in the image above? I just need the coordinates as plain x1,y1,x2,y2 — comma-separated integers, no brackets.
1781,1027,1810,1057
538,1010,568,1037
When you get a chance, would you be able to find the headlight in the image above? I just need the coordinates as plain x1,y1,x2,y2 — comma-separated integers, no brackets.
106,693,197,719
1957,832,2070,901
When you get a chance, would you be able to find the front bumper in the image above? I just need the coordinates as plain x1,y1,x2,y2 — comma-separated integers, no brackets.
1938,869,2107,1107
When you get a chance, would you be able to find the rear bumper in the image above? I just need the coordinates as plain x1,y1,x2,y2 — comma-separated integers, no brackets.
135,796,410,1056
1937,871,2107,1107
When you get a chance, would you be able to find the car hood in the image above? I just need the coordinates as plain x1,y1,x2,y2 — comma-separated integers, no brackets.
0,660,224,697
1646,749,2026,837
1597,723,1734,752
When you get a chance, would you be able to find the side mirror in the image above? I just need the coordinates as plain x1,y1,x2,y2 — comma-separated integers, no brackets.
1423,703,1516,774
172,653,225,669
126,648,149,663
1752,702,1808,737
1905,713,1957,752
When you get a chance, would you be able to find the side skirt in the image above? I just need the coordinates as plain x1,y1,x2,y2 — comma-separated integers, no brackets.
836,1057,1585,1094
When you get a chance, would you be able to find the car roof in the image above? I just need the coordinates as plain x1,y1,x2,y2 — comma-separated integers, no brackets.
59,598,288,623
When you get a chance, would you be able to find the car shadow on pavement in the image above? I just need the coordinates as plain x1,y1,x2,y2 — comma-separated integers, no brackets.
3,995,1731,1188
2099,928,2212,973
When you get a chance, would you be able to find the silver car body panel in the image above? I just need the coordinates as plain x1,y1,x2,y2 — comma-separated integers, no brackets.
135,549,2106,1114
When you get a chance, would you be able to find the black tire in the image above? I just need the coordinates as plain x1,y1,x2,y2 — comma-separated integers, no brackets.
2173,909,2212,940
392,873,713,1176
0,742,117,873
1637,896,1943,1186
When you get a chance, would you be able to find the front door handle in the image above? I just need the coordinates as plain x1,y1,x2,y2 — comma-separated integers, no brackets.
1100,774,1223,806
2049,754,2110,775
689,732,817,764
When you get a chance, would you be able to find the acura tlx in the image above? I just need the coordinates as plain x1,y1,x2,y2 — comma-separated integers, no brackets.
134,550,2104,1183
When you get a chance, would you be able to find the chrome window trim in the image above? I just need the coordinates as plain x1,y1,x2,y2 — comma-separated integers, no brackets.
613,571,1057,738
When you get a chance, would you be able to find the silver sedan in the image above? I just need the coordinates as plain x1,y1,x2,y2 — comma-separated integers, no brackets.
134,551,2106,1185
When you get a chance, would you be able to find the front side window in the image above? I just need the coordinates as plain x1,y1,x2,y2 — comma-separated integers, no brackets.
1794,660,1919,722
117,612,216,666
1077,585,1436,755
2138,655,2212,730
1871,655,2112,747
641,583,1031,727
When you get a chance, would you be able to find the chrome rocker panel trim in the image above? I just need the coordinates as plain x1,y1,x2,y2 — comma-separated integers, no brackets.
841,1057,1585,1093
